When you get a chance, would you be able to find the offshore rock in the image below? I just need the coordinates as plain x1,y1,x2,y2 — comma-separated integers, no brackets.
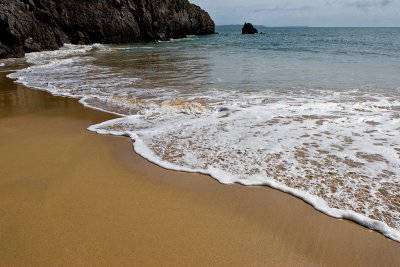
242,22,258,34
0,0,215,58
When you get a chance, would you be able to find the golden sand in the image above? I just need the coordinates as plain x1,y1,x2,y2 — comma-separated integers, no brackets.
1,72,400,266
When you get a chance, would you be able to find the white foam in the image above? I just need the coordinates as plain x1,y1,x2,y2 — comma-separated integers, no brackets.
0,63,4,67
117,47,156,51
158,35,198,43
8,44,140,114
7,43,400,243
88,109,400,242
86,89,400,242
25,43,109,64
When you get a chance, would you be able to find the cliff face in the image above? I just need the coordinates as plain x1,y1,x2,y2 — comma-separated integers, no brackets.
0,0,215,58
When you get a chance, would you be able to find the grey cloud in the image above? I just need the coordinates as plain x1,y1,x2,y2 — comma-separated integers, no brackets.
325,0,340,6
253,5,315,13
354,0,392,9
381,0,392,6
355,1,372,8
190,0,400,26
324,0,392,8
253,8,265,13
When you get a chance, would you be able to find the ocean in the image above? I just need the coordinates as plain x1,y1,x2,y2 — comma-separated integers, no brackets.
3,26,400,241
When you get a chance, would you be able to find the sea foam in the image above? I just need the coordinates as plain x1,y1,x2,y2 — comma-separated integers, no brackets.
7,43,400,242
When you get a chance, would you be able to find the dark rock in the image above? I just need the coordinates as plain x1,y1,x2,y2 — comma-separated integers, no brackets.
24,37,42,52
242,22,258,34
217,107,229,112
0,0,215,58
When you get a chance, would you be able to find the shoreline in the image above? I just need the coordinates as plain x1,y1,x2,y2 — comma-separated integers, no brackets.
1,71,400,266
9,49,400,243
89,115,400,243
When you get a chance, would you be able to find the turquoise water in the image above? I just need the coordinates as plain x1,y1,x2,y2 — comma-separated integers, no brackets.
5,27,400,241
93,26,400,92
212,26,400,90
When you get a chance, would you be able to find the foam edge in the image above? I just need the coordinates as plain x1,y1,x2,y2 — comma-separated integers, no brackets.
88,118,400,243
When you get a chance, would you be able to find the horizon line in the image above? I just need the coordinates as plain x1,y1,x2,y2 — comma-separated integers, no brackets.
216,24,400,28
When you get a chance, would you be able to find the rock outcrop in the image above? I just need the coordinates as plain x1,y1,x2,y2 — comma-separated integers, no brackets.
242,22,258,34
0,0,215,58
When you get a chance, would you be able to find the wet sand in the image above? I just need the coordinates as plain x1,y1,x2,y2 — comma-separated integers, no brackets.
1,71,400,266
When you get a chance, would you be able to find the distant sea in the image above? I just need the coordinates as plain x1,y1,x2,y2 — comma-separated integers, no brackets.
4,26,400,241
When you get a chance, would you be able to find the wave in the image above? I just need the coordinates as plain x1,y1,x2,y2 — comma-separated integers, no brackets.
88,118,400,242
24,43,109,65
7,43,400,243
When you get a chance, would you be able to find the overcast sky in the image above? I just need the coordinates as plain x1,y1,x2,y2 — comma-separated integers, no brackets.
190,0,400,26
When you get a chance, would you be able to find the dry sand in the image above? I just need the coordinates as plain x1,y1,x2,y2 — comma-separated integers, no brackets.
1,71,400,266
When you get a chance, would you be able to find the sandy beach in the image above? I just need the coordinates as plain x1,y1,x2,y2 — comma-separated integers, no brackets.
1,71,399,266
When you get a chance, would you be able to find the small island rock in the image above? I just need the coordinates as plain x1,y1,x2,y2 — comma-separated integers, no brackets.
242,23,258,34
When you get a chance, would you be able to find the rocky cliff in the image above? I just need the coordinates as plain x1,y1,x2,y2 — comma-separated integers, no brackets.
0,0,215,58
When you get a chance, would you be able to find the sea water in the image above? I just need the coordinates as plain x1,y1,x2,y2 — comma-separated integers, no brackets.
7,26,400,241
